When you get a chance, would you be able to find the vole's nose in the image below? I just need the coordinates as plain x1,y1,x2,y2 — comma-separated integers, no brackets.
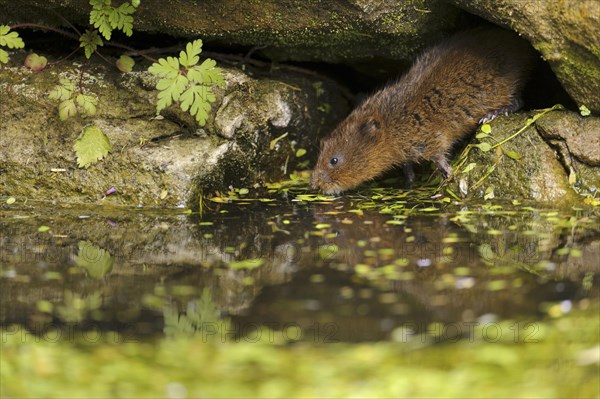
310,170,329,190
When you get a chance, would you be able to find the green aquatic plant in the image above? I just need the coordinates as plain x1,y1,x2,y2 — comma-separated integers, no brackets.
148,39,225,125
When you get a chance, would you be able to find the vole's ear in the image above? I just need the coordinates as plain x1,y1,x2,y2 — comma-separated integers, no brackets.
360,113,383,135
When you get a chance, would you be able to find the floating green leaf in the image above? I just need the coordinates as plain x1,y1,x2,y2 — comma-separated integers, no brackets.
227,258,265,270
296,148,307,157
79,29,104,59
73,125,113,168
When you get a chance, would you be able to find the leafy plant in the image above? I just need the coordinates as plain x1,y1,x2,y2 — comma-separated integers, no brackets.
73,125,113,168
48,78,99,120
0,25,25,64
89,0,139,41
79,29,104,59
148,39,225,125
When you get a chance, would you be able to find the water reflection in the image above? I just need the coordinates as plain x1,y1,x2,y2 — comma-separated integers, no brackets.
0,199,597,342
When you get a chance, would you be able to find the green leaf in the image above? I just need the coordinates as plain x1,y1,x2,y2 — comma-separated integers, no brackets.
180,84,215,125
484,186,495,200
501,146,522,160
480,124,492,134
58,99,78,121
90,0,137,40
462,162,477,173
156,75,188,112
179,39,202,68
474,142,492,152
296,148,307,157
73,125,113,168
0,26,25,49
227,258,265,270
0,48,9,64
48,79,75,102
116,55,135,72
579,105,591,117
79,30,103,59
76,94,98,117
188,58,225,86
24,53,48,71
148,56,180,78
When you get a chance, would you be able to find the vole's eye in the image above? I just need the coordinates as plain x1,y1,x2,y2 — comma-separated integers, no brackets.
329,157,338,166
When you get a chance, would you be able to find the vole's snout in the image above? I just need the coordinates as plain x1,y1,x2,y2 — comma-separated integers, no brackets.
310,169,331,190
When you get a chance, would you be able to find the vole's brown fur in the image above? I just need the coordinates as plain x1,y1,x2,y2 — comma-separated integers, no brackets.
311,28,536,195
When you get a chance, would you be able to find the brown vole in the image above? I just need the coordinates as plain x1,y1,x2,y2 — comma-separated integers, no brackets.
311,28,536,195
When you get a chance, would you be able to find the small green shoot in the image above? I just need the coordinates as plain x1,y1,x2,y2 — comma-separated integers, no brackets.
148,39,225,126
73,125,113,168
0,25,25,64
89,0,138,41
579,105,591,117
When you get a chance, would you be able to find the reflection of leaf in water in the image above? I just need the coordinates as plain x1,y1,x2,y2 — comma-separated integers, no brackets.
75,241,113,279
56,290,103,323
163,288,227,340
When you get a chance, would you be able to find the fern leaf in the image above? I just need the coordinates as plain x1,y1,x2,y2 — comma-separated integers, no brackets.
0,49,9,64
155,75,188,112
179,39,202,68
188,58,225,86
79,30,103,59
117,3,135,36
48,79,75,101
180,85,216,125
58,99,78,121
0,26,25,49
76,94,99,117
148,56,180,79
90,0,136,40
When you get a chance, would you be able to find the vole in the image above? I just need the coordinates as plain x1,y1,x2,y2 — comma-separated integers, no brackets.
311,27,536,195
